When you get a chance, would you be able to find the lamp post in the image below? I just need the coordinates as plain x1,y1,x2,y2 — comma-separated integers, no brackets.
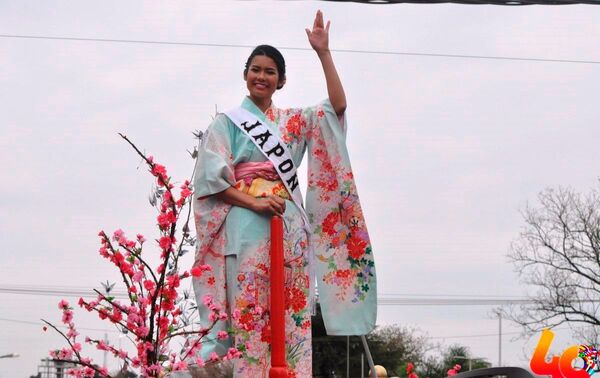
451,355,486,371
0,353,19,359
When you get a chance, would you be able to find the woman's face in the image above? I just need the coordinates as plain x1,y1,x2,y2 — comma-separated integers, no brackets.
244,55,284,103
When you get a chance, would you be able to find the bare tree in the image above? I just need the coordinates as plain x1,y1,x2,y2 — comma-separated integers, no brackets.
508,186,600,342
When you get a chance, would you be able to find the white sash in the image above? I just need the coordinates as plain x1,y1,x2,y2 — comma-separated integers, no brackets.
224,107,310,228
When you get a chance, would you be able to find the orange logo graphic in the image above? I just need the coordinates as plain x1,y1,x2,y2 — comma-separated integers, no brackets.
530,329,599,377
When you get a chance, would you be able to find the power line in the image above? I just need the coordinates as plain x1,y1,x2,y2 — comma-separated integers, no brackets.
3,315,587,342
0,317,122,334
0,286,130,300
1,33,599,65
377,298,535,306
379,292,530,299
5,284,599,306
0,284,534,305
0,316,521,341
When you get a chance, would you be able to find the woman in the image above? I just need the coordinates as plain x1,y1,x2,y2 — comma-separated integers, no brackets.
192,10,376,377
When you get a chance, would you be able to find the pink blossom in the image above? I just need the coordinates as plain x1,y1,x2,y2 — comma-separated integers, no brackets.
136,326,149,337
83,367,95,378
225,347,242,360
143,279,156,292
172,360,188,371
59,347,73,359
113,229,125,241
190,266,203,277
58,299,69,310
138,296,150,306
151,163,167,177
180,187,192,199
130,270,142,283
195,357,205,367
62,310,73,324
157,211,176,229
72,343,82,352
98,246,109,257
158,236,173,250
217,331,229,340
67,328,79,339
209,352,220,362
136,233,146,244
96,340,110,351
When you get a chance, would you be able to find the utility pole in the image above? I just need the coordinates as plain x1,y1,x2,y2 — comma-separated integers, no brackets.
498,311,502,367
498,311,502,366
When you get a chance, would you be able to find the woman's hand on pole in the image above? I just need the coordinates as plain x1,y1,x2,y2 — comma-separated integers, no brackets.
215,187,286,216
251,195,286,217
306,10,347,116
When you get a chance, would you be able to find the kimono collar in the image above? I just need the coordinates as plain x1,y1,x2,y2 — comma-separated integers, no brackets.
241,96,275,123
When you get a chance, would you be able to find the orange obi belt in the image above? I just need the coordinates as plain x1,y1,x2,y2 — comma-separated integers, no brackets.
233,161,291,200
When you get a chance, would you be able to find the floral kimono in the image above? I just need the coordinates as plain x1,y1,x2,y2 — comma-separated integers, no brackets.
192,97,376,377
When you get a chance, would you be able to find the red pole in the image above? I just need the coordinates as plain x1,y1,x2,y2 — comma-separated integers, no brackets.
269,215,289,378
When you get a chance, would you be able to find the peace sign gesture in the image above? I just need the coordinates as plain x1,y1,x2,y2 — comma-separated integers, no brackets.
305,10,330,55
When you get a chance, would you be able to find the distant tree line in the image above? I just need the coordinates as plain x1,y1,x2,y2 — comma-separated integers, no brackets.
312,303,490,377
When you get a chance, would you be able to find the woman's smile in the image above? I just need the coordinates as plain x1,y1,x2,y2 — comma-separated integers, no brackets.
244,55,283,110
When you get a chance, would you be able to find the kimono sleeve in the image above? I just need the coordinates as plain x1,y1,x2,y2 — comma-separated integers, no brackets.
193,114,236,199
190,114,235,360
305,100,377,336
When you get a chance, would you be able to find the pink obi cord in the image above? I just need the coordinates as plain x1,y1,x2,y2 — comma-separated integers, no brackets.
234,161,280,186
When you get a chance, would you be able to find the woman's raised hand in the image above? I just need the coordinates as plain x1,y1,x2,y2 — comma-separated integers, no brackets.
305,10,330,54
251,195,286,217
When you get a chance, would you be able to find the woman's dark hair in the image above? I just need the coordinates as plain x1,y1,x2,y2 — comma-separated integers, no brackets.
244,44,286,89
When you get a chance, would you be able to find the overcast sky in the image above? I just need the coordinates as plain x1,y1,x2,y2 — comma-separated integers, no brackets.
1,1,600,377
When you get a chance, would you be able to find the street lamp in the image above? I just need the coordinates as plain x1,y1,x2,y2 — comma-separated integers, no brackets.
451,355,486,371
0,353,19,359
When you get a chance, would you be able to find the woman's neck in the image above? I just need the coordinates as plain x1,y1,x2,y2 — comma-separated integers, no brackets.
248,95,271,113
